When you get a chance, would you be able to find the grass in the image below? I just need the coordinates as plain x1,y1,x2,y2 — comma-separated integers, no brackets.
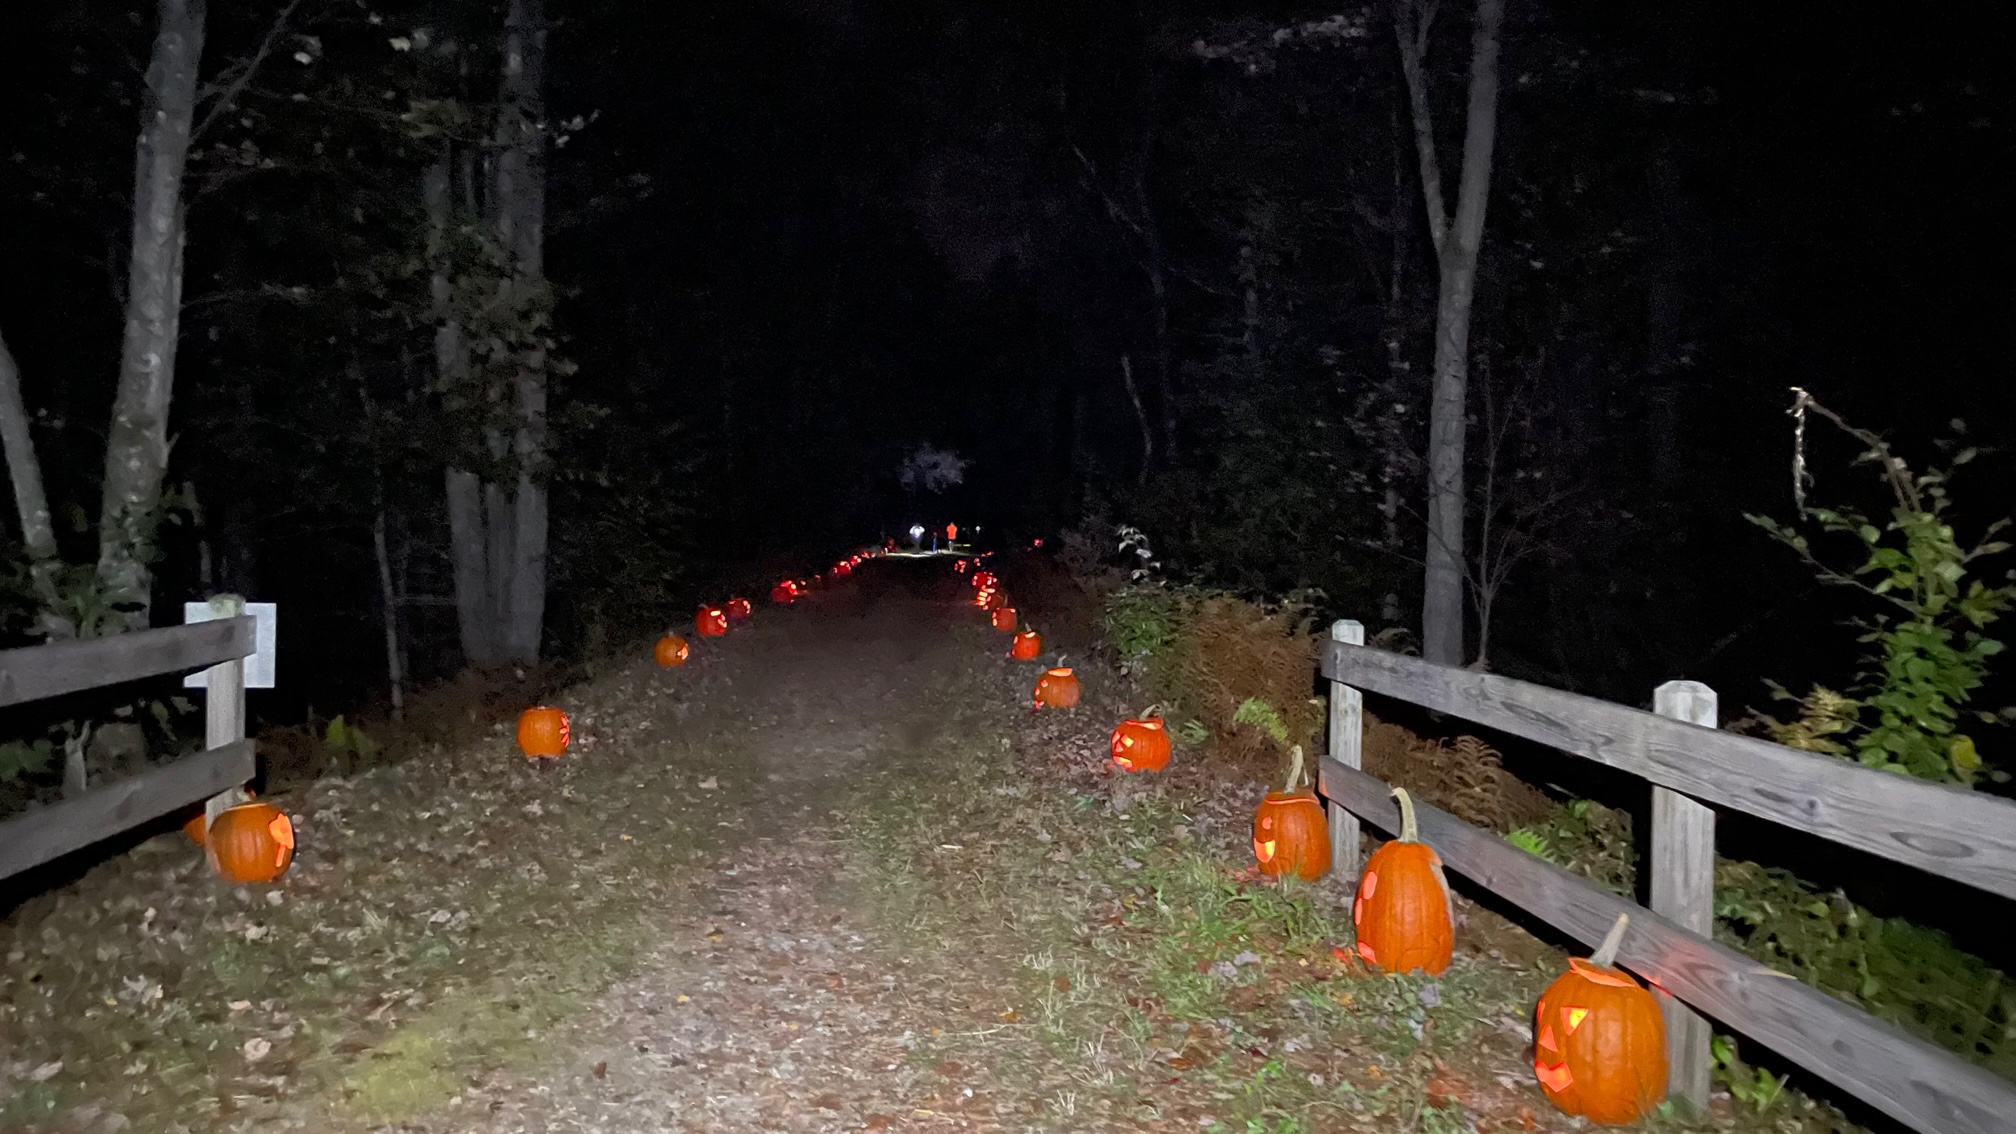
838,666,1871,1134
0,662,752,1130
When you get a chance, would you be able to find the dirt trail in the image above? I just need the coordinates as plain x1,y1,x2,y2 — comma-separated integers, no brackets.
432,566,1031,1133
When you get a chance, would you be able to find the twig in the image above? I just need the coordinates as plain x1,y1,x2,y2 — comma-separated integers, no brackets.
194,0,308,144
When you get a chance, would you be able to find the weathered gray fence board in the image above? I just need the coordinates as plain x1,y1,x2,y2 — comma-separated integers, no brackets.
0,741,255,882
1320,756,2016,1134
0,618,256,708
1320,641,2016,901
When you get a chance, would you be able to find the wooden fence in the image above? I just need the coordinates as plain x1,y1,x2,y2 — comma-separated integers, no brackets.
0,596,257,883
1319,619,2016,1134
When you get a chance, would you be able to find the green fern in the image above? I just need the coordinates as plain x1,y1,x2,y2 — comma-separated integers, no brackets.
1232,697,1291,746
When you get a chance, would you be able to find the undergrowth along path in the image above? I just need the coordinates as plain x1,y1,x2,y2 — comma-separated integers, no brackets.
2,560,1852,1133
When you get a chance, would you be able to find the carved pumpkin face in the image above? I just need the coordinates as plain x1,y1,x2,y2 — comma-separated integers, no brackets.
517,706,570,758
954,559,969,574
1110,717,1171,773
834,561,852,577
991,607,1018,632
1252,790,1330,881
726,597,753,621
654,634,691,668
771,581,797,605
1010,630,1043,660
985,590,1008,611
207,802,295,884
696,606,729,637
1034,667,1081,710
1532,919,1667,1124
1352,789,1454,975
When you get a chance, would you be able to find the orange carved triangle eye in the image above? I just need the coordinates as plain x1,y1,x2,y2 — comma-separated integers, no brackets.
1534,1059,1574,1093
1536,1023,1557,1051
1361,870,1378,900
1121,736,1135,747
1562,1006,1589,1033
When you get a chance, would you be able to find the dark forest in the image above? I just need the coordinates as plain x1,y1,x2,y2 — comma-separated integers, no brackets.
1,1,2012,1131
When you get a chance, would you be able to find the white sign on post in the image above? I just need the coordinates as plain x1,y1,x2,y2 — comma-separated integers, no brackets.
182,601,278,689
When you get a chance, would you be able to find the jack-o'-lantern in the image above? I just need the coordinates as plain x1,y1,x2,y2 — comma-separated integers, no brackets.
207,801,296,883
1110,715,1170,773
771,581,797,605
726,596,753,621
954,559,969,574
654,634,691,668
985,590,1008,612
991,607,1018,632
834,561,852,578
1252,746,1330,881
1352,788,1453,974
1034,666,1080,710
517,706,570,758
1010,629,1043,660
697,605,729,637
1532,914,1667,1124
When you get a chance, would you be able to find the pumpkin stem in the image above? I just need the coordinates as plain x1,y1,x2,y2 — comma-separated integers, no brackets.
1283,744,1307,792
1588,913,1631,968
1391,787,1421,843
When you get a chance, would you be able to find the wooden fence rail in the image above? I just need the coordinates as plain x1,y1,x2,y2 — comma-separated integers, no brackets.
0,598,257,884
1318,624,2016,1134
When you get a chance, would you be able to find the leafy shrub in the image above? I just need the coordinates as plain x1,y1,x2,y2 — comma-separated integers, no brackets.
1747,391,2015,784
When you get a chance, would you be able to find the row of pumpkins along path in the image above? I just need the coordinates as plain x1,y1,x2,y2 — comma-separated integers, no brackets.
182,545,896,888
982,553,1672,1128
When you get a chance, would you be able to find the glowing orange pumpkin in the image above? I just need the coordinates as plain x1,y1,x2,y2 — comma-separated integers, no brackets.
954,559,969,574
517,706,570,758
654,633,690,668
1533,914,1667,1124
1110,716,1170,773
1252,747,1330,881
834,561,853,578
771,581,796,605
207,801,295,883
1352,788,1453,974
1010,629,1043,660
985,590,1008,612
1034,667,1080,710
697,605,729,637
727,596,753,621
991,607,1018,632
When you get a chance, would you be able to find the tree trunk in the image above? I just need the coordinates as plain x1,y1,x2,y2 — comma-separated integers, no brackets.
1401,0,1504,666
0,326,68,628
429,146,505,668
97,0,206,631
495,0,549,663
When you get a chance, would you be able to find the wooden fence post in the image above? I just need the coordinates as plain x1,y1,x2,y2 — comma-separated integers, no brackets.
1327,619,1365,878
1650,679,1717,1112
200,594,249,828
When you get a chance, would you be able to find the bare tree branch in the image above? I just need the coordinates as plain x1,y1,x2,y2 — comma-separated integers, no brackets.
193,0,306,144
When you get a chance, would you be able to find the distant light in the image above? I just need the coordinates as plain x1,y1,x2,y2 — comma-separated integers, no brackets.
908,524,926,541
